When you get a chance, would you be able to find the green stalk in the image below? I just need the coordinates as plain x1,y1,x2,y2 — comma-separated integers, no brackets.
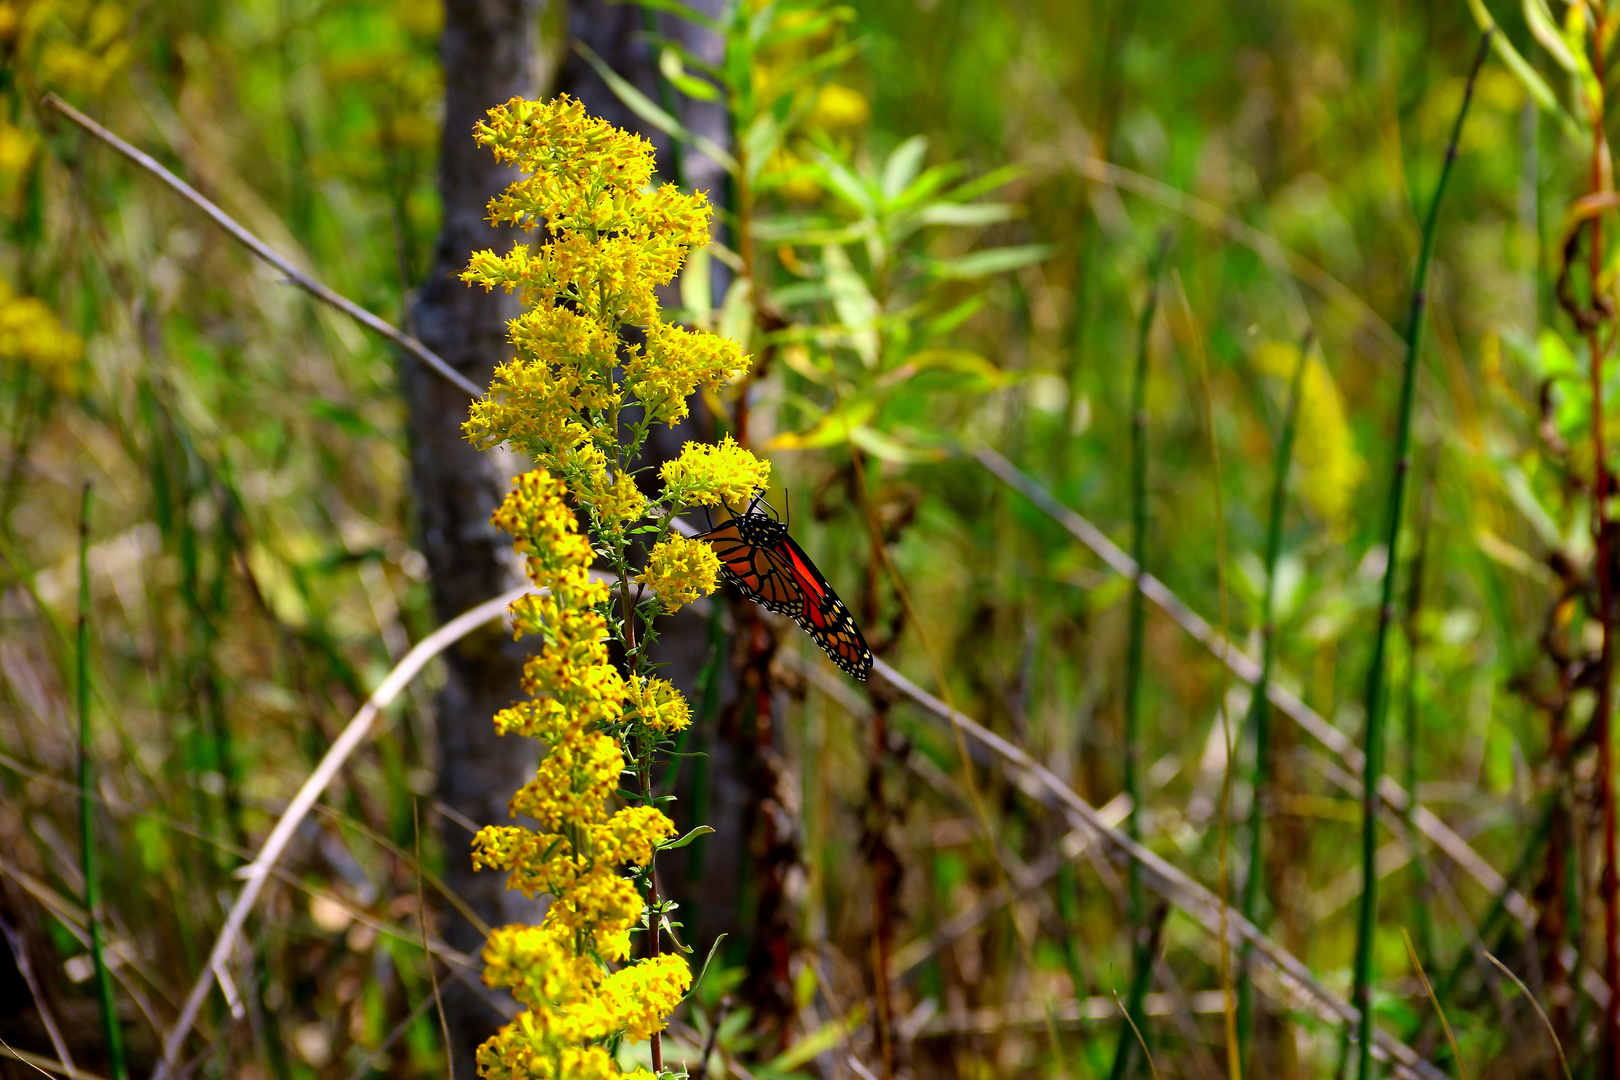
1108,904,1168,1080
78,482,126,1080
1123,232,1171,918
1349,32,1490,1080
1113,233,1170,1080
1401,456,1438,973
1235,332,1308,1067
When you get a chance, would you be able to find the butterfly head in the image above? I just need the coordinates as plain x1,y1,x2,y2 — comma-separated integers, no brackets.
735,507,788,545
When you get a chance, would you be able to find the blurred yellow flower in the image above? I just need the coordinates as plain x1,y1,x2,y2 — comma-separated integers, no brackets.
1252,341,1365,532
808,82,870,131
0,281,84,394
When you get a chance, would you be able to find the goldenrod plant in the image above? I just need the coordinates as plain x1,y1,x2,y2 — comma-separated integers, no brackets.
458,95,767,1079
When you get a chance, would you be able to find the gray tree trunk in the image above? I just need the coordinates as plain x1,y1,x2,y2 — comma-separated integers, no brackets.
408,1,541,1073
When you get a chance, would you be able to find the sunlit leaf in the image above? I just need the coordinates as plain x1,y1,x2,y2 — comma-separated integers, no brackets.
915,202,1018,227
924,243,1052,279
882,136,929,201
767,397,878,449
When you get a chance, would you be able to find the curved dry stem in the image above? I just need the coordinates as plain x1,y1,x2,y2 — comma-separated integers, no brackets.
152,583,534,1077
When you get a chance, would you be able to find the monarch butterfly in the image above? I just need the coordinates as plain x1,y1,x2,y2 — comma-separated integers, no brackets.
694,496,873,680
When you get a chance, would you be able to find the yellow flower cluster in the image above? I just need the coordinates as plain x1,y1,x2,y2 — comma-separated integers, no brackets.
461,94,726,468
636,536,722,615
473,472,689,1076
627,320,746,426
659,435,772,508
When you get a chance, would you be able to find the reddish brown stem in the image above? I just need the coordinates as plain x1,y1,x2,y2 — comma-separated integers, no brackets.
1588,12,1620,1067
650,864,664,1073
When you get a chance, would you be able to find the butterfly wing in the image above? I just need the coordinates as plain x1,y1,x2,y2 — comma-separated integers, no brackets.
699,519,804,615
697,517,873,680
772,531,873,680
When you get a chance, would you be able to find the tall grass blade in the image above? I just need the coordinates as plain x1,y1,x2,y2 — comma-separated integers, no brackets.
1402,929,1468,1080
77,482,126,1080
1116,233,1171,1080
1349,31,1492,1080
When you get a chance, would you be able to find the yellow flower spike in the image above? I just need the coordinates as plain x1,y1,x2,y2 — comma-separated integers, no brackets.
462,94,741,1075
659,434,772,508
636,535,722,613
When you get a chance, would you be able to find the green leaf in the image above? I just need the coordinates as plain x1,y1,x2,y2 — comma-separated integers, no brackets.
882,135,929,200
926,243,1052,279
821,243,879,365
627,0,724,33
659,47,722,101
574,41,739,174
916,202,1017,227
1462,0,1581,141
683,932,728,1004
655,824,716,851
766,397,878,450
849,424,946,463
743,111,783,186
1522,0,1578,73
764,1004,868,1073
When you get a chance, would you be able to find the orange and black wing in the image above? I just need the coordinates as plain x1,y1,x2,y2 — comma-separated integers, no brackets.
699,522,873,681
771,531,873,680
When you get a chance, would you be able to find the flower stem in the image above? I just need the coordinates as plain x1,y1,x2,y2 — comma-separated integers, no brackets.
1113,230,1171,1080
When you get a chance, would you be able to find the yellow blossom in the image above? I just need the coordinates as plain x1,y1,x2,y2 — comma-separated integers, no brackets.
627,320,747,425
659,434,772,507
637,536,722,613
628,676,692,733
0,282,84,394
582,469,648,535
1252,341,1366,534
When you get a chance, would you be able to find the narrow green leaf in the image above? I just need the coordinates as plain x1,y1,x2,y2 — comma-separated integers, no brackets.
629,0,724,33
656,824,716,852
926,243,1052,279
882,136,929,200
915,202,1018,227
574,41,740,175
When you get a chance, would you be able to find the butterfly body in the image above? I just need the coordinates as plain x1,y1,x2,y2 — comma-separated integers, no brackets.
695,501,873,681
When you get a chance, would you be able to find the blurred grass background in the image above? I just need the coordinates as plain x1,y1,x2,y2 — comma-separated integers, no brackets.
0,0,1608,1078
